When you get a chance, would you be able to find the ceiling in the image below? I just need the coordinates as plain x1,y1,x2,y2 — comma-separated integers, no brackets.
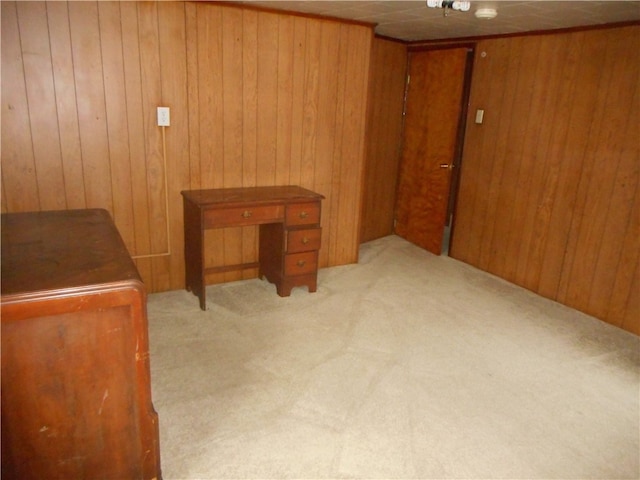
239,1,640,42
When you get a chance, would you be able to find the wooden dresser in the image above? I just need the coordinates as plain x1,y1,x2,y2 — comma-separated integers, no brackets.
182,186,324,310
1,209,161,480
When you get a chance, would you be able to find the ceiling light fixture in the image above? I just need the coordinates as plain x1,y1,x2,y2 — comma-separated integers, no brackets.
426,0,471,13
475,7,498,19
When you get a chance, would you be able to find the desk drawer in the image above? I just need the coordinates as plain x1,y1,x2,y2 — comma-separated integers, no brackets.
204,205,284,228
286,202,320,226
286,228,321,253
284,251,318,276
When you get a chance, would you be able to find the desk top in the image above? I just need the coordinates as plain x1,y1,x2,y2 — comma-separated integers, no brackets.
181,185,324,207
1,209,141,302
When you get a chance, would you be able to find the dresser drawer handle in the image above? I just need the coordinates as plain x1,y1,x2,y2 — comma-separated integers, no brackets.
301,237,310,245
299,211,309,219
241,210,252,218
296,260,306,268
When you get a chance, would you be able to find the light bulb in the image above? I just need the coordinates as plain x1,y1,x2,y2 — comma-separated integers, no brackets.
427,1,471,12
452,1,471,11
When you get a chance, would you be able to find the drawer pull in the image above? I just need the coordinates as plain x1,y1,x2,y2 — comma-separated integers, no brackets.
296,260,306,268
241,210,252,218
299,211,309,219
301,237,310,245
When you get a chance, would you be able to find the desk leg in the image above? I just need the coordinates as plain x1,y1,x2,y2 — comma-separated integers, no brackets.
183,200,206,310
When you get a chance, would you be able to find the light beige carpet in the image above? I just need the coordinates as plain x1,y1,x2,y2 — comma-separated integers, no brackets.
147,235,639,479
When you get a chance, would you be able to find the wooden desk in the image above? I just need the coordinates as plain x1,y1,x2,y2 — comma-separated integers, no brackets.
1,209,161,480
181,186,324,310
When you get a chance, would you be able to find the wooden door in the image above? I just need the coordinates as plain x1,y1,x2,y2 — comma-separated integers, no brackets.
395,47,470,254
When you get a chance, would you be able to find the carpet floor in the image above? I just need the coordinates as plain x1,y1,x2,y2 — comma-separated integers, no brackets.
147,235,639,479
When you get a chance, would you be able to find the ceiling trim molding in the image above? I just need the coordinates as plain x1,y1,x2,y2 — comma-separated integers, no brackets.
207,1,377,30
406,19,640,47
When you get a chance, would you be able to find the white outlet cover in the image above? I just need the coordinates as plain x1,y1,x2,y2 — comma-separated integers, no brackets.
157,107,170,126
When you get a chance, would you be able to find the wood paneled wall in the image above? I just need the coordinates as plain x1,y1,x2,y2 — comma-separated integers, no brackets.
360,37,407,243
1,1,373,293
451,26,639,333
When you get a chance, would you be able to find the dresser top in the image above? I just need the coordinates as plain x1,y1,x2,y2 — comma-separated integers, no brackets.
1,209,141,301
181,185,324,207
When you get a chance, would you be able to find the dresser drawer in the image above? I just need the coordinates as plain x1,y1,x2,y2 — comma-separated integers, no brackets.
286,202,320,226
204,205,284,228
286,228,321,253
284,251,318,276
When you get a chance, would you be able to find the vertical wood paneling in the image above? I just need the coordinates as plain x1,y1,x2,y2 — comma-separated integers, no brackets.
222,7,244,190
275,15,294,186
555,34,624,305
535,33,588,299
221,7,244,283
185,2,201,190
1,1,372,296
138,2,169,294
484,37,527,275
241,9,259,280
477,38,522,271
256,12,279,186
360,37,406,243
1,180,8,214
242,9,258,187
289,17,308,187
315,22,340,267
562,32,639,316
119,2,152,285
67,2,112,212
195,5,225,285
499,40,542,284
47,2,86,210
326,24,349,265
456,39,512,266
18,2,67,211
300,20,320,189
452,25,640,333
517,36,567,292
472,39,514,271
493,38,541,282
335,26,371,259
98,2,136,253
197,5,224,190
157,1,189,291
607,82,639,333
622,261,640,334
1,2,40,212
513,35,566,290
